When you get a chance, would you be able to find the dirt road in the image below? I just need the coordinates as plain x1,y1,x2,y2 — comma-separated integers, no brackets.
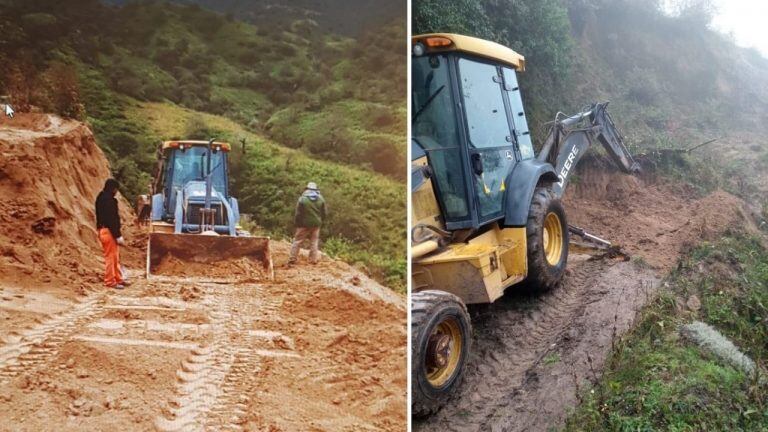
414,159,753,432
0,247,406,431
0,114,406,431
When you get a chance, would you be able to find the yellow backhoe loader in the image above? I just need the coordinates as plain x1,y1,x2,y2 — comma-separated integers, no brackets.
146,139,273,281
410,34,638,416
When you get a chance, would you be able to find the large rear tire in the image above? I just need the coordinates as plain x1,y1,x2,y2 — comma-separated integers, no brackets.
525,186,569,291
411,290,471,418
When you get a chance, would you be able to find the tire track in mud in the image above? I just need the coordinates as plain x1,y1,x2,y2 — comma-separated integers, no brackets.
203,285,284,432
0,295,105,383
154,288,237,432
204,345,259,431
415,259,613,432
154,284,291,432
489,261,658,432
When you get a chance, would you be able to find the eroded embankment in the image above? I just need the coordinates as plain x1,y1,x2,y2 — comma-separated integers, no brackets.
0,114,143,294
415,159,755,432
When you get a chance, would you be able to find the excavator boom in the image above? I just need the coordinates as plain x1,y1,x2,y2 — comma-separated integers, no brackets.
538,102,639,198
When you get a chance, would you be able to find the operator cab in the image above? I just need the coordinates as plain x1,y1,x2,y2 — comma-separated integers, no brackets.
153,140,232,230
412,34,533,231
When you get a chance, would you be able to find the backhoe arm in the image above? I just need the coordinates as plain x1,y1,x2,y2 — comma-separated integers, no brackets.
537,102,639,198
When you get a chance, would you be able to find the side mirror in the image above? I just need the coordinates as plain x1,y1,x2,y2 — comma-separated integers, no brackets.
471,153,484,175
421,165,433,179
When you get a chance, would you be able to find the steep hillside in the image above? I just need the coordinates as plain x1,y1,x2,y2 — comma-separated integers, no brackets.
108,0,405,35
0,0,405,185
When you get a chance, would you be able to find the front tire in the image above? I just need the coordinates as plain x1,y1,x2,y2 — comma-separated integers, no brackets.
411,290,472,417
525,186,569,291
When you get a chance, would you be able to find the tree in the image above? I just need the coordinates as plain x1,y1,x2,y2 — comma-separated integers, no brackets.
664,0,716,27
413,0,493,38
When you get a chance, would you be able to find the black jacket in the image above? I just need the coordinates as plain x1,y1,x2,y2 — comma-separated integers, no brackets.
95,190,121,239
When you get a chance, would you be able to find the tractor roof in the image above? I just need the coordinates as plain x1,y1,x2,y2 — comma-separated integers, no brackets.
412,33,526,71
162,140,231,151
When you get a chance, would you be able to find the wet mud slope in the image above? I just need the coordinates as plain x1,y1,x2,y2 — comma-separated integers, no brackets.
0,114,406,431
415,160,753,432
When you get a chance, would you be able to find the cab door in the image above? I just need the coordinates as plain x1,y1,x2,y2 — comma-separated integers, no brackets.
457,57,518,224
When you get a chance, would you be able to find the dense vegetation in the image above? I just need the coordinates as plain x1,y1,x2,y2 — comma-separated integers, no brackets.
564,234,768,430
0,0,405,183
0,0,406,292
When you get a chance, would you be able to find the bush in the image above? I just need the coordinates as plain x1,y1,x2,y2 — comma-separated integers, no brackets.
104,131,140,158
42,62,85,119
366,136,405,180
183,116,223,141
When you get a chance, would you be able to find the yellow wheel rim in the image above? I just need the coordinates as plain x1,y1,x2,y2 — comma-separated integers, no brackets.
542,212,564,266
425,317,463,387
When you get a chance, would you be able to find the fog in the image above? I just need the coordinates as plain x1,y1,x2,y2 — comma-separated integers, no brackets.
661,0,768,57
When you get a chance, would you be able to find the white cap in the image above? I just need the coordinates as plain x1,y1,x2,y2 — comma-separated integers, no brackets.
306,182,318,190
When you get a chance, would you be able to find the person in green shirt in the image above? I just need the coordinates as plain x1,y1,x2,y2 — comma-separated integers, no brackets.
288,182,327,265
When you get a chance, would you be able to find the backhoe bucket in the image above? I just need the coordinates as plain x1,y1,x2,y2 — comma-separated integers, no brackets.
146,232,273,282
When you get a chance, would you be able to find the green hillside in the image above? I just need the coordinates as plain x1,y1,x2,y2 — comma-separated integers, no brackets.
0,0,406,291
0,0,405,181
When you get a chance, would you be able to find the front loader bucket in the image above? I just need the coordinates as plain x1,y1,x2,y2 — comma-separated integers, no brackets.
147,232,274,282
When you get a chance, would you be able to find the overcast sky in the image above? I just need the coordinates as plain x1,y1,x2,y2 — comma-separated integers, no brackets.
710,0,768,57
660,0,768,57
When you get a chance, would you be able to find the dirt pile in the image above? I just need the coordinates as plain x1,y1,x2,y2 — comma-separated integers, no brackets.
0,114,140,294
564,158,752,271
152,255,268,280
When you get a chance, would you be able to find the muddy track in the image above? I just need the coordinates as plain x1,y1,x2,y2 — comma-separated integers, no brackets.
0,295,105,384
414,257,658,432
154,283,295,432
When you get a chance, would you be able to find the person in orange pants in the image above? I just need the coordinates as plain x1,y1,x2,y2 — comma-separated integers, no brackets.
95,178,129,289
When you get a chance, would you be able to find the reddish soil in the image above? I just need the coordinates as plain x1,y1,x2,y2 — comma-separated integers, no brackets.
152,255,268,280
0,113,142,299
415,158,757,432
565,158,751,271
0,114,407,431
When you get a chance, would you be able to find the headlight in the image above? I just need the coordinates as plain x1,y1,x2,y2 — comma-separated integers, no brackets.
413,42,425,56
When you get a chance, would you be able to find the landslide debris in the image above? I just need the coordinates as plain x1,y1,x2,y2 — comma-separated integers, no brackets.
0,113,142,295
564,157,753,271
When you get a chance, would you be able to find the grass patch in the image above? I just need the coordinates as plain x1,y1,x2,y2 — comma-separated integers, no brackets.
564,234,768,431
544,352,561,366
